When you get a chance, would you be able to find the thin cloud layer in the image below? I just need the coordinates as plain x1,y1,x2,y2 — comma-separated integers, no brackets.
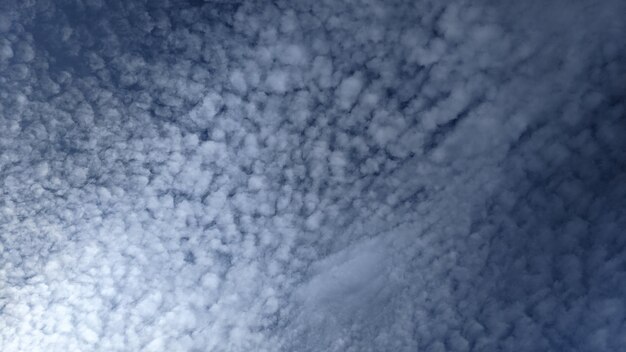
0,0,624,351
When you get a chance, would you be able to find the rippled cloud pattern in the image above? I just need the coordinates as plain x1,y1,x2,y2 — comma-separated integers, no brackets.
0,0,625,351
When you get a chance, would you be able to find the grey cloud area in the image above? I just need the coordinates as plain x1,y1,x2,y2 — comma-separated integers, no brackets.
0,0,625,351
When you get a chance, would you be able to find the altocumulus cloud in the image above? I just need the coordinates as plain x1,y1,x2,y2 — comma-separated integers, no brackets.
0,0,625,351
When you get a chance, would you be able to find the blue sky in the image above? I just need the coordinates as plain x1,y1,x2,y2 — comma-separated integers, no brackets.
0,0,625,351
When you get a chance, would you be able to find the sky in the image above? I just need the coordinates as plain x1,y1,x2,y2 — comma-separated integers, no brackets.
0,0,625,351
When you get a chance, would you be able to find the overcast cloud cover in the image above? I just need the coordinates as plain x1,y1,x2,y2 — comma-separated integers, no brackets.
0,0,625,351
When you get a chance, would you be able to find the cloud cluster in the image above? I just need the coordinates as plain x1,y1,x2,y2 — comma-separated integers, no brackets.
0,0,624,351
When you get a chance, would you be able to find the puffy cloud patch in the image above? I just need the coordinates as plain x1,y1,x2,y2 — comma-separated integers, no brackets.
0,0,625,351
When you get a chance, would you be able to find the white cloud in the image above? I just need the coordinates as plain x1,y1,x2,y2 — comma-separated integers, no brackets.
0,38,13,61
0,0,624,351
336,73,363,111
229,69,248,93
265,69,289,94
